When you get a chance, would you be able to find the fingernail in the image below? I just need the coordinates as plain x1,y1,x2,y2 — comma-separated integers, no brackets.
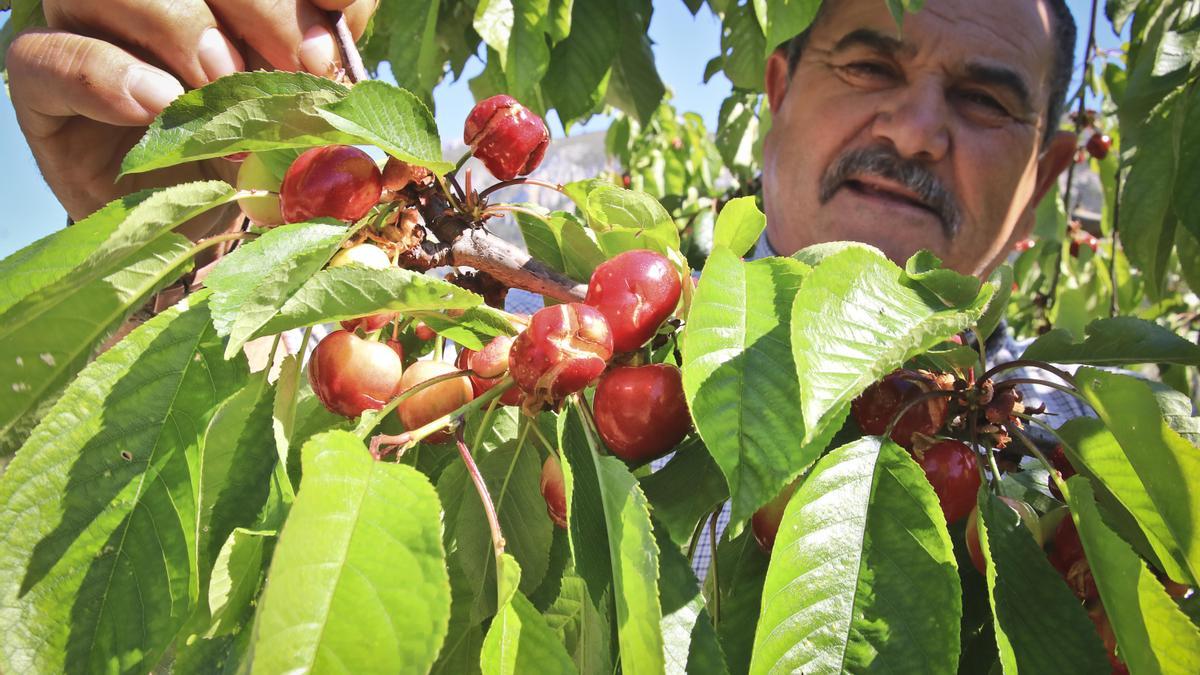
198,27,243,82
129,66,185,114
299,25,338,76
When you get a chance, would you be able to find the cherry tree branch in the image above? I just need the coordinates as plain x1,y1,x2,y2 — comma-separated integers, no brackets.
328,11,368,84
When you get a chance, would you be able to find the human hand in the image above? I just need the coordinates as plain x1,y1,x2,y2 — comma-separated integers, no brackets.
6,0,376,242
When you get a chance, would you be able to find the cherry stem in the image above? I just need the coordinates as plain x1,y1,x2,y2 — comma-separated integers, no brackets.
435,174,465,213
685,512,709,565
988,377,1089,408
455,426,507,609
526,419,557,456
327,11,368,84
446,173,467,205
371,378,516,453
979,359,1077,387
482,203,554,225
470,395,503,454
477,177,568,201
573,395,604,450
356,369,487,441
454,150,474,174
1005,422,1069,499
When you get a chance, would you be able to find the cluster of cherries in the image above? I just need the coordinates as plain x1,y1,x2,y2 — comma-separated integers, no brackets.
1071,109,1114,162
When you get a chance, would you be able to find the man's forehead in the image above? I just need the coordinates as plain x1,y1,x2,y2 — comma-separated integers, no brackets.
809,0,1056,95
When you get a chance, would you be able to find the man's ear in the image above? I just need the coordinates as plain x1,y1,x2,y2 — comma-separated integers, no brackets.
1031,130,1077,205
765,48,791,114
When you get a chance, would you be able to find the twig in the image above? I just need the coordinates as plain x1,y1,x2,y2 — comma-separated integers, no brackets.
478,177,569,201
1109,167,1123,318
456,427,508,609
709,509,722,628
979,359,1077,387
328,11,367,84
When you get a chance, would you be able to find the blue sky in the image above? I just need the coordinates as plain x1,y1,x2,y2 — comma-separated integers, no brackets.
0,1,1123,258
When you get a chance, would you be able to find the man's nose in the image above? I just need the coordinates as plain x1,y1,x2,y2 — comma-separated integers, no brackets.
869,79,951,162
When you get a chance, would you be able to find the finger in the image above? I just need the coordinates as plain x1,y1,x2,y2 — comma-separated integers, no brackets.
43,0,243,88
7,30,184,135
208,0,341,76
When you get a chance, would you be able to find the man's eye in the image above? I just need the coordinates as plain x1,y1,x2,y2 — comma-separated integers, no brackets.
957,90,1009,116
838,61,895,80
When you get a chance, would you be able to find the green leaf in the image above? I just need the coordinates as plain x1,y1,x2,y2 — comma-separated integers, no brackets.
704,526,770,675
976,265,1013,342
583,184,681,249
750,438,961,674
977,492,1109,674
640,438,729,546
0,296,247,674
1065,478,1200,675
437,438,555,622
543,575,614,674
681,248,810,526
1070,367,1200,585
315,80,452,173
515,209,567,273
759,0,822,53
716,90,763,175
121,72,348,175
791,246,991,447
905,250,985,306
605,0,665,124
720,3,767,90
206,528,273,637
251,431,451,674
543,0,619,125
204,221,347,357
480,555,577,675
712,196,767,257
0,233,195,453
413,305,521,352
1120,90,1182,297
252,265,483,339
1023,317,1200,366
656,523,729,674
559,405,665,674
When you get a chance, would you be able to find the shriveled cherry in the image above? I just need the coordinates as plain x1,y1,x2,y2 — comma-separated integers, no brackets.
540,453,568,529
1048,517,1098,601
280,145,383,224
851,369,953,448
307,330,403,418
464,94,550,180
1047,445,1076,500
914,440,981,524
585,249,682,354
236,152,284,226
381,157,432,193
508,303,613,408
752,479,800,554
965,496,1042,574
396,360,474,444
593,364,691,463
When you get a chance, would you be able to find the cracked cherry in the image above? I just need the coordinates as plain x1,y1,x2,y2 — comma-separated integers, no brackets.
752,479,800,554
236,152,284,226
509,303,613,408
915,440,981,524
280,145,383,224
585,249,682,354
965,496,1042,574
851,369,952,448
1049,517,1098,601
540,453,568,529
593,364,691,463
396,360,474,444
464,94,550,181
307,330,403,418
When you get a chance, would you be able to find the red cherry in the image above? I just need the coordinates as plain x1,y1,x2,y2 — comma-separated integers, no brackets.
508,303,613,408
224,152,251,162
751,480,800,553
540,454,568,529
1047,445,1075,500
1014,238,1035,253
1087,604,1129,674
307,330,403,418
396,360,474,444
851,370,952,448
463,95,550,180
1069,232,1099,258
1049,517,1098,601
965,496,1042,574
585,249,682,354
280,145,383,224
1086,133,1112,160
457,336,523,406
414,322,436,341
914,440,981,524
341,313,398,334
593,364,691,463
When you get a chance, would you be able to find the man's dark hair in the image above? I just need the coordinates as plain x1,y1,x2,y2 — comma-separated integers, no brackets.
784,0,1077,146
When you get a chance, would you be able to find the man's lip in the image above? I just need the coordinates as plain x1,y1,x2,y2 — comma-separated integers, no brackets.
843,176,934,213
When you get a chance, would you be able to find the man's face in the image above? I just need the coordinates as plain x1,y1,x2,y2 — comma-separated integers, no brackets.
761,0,1073,277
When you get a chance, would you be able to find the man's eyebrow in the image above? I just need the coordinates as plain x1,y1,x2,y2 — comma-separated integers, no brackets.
831,29,911,57
963,62,1035,112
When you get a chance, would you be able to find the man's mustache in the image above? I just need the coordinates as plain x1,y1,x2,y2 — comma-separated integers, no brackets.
818,147,963,239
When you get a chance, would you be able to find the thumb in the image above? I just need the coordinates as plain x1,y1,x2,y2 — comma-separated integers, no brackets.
7,29,184,136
